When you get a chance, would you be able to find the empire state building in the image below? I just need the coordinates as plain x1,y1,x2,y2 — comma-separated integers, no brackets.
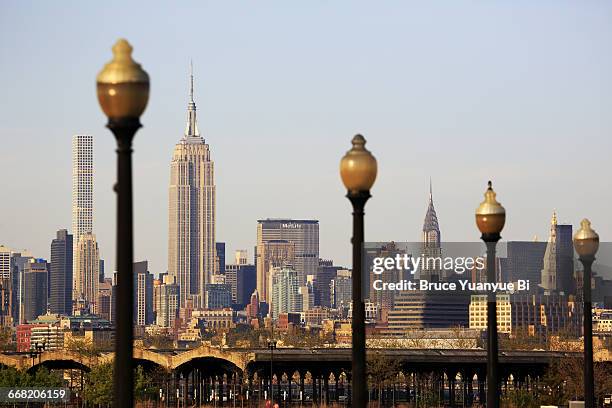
168,69,216,308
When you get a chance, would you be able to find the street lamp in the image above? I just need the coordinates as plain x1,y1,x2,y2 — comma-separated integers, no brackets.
475,181,505,408
96,38,150,408
573,218,599,407
340,134,377,408
268,340,277,405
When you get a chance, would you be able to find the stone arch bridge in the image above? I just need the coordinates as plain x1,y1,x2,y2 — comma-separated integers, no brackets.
0,347,590,406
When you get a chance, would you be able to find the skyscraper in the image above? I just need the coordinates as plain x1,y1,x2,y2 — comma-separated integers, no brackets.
72,134,94,290
168,68,216,308
154,274,179,328
10,251,33,324
215,242,225,274
49,229,73,316
506,240,546,289
420,181,444,281
314,259,341,308
256,239,295,303
270,266,303,319
256,219,319,298
74,232,99,310
22,259,48,323
133,261,154,326
540,211,573,294
0,246,13,326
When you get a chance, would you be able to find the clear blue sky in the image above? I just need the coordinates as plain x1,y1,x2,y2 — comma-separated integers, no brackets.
1,1,611,275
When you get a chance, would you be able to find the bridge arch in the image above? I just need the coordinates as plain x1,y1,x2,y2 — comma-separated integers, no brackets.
171,345,252,372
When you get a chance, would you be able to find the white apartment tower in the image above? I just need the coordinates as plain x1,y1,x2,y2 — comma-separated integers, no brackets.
72,134,95,305
72,135,94,246
168,68,216,308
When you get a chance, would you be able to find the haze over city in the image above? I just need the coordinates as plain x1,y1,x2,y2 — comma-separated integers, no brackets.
1,1,611,275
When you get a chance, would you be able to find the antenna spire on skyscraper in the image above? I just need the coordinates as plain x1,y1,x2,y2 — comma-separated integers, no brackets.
189,59,194,103
184,61,200,138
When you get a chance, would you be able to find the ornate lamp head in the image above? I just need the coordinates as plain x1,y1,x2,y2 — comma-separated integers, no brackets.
573,218,599,258
475,181,506,236
97,39,150,121
340,134,377,194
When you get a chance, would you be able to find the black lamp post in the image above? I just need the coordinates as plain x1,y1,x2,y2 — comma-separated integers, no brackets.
340,134,377,408
268,340,277,405
573,218,599,408
96,38,150,408
475,181,506,408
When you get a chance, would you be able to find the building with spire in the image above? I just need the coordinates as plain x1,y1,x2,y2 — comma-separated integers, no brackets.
540,211,574,294
168,66,216,308
420,180,444,281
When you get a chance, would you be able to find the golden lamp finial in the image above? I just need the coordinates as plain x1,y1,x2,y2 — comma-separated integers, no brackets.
573,218,599,257
475,180,506,235
96,38,150,120
340,134,378,193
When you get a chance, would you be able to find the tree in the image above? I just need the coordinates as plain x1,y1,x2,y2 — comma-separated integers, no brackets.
0,366,63,387
0,327,15,351
367,352,402,407
83,362,114,406
134,365,157,402
83,361,159,406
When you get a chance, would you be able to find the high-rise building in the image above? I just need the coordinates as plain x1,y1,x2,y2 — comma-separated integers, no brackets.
0,246,13,326
237,264,256,307
154,275,179,328
469,294,512,333
299,278,315,312
510,292,581,339
11,251,33,324
235,249,248,266
314,260,341,308
506,240,546,289
225,263,256,306
205,284,232,309
382,291,469,335
72,134,94,289
215,242,225,274
270,266,303,319
168,69,216,309
73,232,100,310
257,220,319,290
134,261,154,326
420,181,444,281
0,246,11,280
246,289,259,319
49,229,73,316
99,259,105,283
96,279,112,321
256,240,295,303
22,259,48,323
330,269,352,309
540,212,574,294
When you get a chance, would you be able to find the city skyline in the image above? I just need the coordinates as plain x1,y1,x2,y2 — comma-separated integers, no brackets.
1,2,611,275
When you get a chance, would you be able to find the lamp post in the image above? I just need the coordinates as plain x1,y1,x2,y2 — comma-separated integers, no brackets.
340,134,377,408
573,219,599,408
96,38,150,408
268,340,277,405
475,181,505,408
